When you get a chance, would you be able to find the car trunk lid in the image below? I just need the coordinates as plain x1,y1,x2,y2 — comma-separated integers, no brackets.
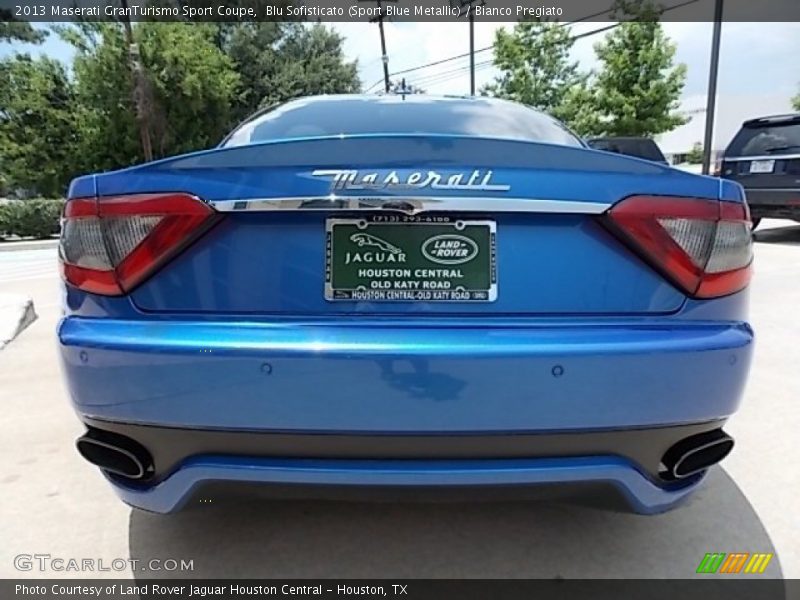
84,135,721,315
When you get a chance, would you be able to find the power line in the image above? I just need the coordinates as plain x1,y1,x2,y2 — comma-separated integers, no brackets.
410,0,701,92
365,0,704,94
363,3,620,92
412,60,494,90
406,23,614,92
365,42,488,92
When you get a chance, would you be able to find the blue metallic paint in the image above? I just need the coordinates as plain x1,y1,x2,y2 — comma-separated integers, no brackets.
60,315,751,432
107,455,705,515
129,213,686,315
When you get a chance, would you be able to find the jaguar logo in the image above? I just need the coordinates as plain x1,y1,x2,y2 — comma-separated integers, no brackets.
312,169,510,192
421,234,479,265
344,232,407,265
349,233,403,254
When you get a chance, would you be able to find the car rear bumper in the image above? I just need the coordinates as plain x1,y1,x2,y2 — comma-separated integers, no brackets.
742,188,800,219
59,317,753,432
59,316,751,514
104,454,706,515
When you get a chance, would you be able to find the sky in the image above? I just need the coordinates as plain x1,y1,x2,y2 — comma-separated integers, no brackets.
335,21,800,151
2,21,799,152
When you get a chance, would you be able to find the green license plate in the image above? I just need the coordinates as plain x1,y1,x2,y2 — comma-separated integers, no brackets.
325,217,497,302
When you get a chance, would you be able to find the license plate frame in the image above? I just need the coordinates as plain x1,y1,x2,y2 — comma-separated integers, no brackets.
325,217,497,302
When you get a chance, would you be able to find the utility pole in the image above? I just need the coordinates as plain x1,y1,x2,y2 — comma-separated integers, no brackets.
119,0,153,161
371,0,391,93
450,0,484,96
469,9,475,95
702,0,724,175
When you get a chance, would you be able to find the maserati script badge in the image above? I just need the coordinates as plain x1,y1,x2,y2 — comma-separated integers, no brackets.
311,169,511,192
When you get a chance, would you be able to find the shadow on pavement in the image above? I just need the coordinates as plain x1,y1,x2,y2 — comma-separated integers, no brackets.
753,224,800,246
128,467,781,579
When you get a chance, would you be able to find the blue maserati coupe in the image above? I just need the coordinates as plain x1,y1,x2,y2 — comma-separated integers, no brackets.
58,95,754,514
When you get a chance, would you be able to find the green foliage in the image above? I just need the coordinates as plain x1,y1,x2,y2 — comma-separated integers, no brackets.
65,23,140,173
138,23,240,154
53,20,359,174
0,199,64,239
0,55,80,197
0,13,48,44
481,10,687,138
221,23,360,122
0,203,9,236
482,20,591,133
685,142,704,164
792,88,800,111
63,22,240,170
0,19,360,199
559,84,603,137
217,22,289,122
589,0,688,137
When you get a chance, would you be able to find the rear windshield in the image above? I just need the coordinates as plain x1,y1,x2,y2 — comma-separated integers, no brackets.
587,138,666,162
222,96,583,148
726,120,800,156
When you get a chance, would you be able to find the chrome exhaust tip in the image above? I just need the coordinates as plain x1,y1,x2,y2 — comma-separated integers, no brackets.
76,429,153,480
662,429,734,480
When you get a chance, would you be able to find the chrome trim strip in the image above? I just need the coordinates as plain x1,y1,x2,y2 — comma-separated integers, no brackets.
209,196,611,215
741,188,800,192
724,153,800,162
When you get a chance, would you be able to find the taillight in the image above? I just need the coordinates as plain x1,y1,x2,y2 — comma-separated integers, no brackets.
59,193,218,295
605,195,752,299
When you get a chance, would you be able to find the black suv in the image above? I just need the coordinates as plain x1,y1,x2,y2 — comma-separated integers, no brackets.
721,113,800,229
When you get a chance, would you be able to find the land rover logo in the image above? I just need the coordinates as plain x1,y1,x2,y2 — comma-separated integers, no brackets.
421,234,479,265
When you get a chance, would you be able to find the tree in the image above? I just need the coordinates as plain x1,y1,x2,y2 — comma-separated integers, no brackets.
792,87,800,111
685,142,703,164
559,84,603,137
0,11,47,44
137,23,240,155
61,21,360,172
0,55,79,197
2,19,360,191
216,22,289,122
60,23,142,173
62,22,240,171
220,23,360,123
590,0,688,137
482,20,591,132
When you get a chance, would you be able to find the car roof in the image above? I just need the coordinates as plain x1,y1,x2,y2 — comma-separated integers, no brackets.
743,113,800,127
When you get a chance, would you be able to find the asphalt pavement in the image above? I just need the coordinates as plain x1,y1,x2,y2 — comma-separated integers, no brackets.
0,221,797,579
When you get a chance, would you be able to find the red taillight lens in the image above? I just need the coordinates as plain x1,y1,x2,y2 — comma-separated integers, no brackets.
605,195,752,299
60,193,217,295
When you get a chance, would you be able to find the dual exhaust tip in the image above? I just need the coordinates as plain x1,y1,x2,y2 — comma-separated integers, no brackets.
76,429,154,481
661,429,734,480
